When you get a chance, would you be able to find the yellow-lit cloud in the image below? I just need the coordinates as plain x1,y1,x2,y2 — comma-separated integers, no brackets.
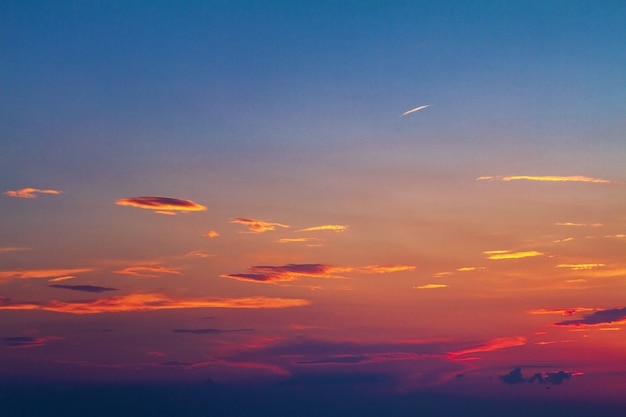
484,250,543,260
276,237,319,244
359,265,416,274
203,230,220,238
477,175,612,184
456,267,485,272
297,225,349,233
0,293,310,314
114,266,181,278
231,217,289,233
526,307,596,316
414,284,448,289
556,264,605,270
4,188,62,198
556,222,603,227
115,196,207,214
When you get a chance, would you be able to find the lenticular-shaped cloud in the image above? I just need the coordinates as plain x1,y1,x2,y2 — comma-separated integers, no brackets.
49,284,119,293
477,175,612,184
231,217,289,233
115,196,207,214
0,293,310,314
413,284,448,289
484,250,543,260
4,188,62,198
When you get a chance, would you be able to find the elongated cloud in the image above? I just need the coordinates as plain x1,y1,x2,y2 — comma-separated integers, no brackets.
401,104,430,116
173,328,253,335
276,237,318,244
449,336,526,356
0,293,310,314
484,250,543,260
4,188,62,198
115,196,207,214
526,307,596,316
298,225,348,233
231,217,289,233
50,284,119,293
556,263,604,270
477,175,612,184
0,268,93,281
0,246,30,254
114,266,181,278
554,307,626,326
2,336,61,348
222,263,416,284
556,222,603,227
414,284,448,289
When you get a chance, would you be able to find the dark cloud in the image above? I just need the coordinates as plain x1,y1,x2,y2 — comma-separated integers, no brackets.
297,356,369,365
500,368,572,385
115,196,207,213
2,336,49,348
554,307,626,326
222,263,340,284
500,367,525,384
49,284,119,293
173,328,253,335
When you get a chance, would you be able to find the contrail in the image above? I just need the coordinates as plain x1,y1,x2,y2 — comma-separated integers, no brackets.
401,104,430,116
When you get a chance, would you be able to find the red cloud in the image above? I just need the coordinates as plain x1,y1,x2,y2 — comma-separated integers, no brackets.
231,217,289,233
115,196,207,214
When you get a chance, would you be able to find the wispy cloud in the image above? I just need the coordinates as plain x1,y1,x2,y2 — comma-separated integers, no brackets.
526,307,596,316
556,222,603,227
4,188,62,198
276,237,319,244
401,104,430,116
50,284,119,293
0,293,310,314
0,246,30,254
297,225,348,233
413,284,448,289
456,267,485,272
554,307,626,327
0,268,93,282
203,230,220,238
484,250,543,260
2,335,61,348
222,263,416,284
556,263,604,270
449,336,526,357
231,217,289,233
114,266,181,278
477,175,612,184
115,196,207,214
173,328,253,335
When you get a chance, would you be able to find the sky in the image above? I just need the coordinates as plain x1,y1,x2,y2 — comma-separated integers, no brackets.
1,1,626,415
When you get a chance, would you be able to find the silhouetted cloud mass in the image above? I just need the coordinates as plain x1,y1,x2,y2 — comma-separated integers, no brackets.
50,284,119,293
500,367,572,385
554,307,626,326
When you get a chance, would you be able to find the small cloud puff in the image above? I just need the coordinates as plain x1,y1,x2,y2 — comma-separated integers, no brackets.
115,196,207,214
203,230,219,238
4,188,62,198
231,217,289,233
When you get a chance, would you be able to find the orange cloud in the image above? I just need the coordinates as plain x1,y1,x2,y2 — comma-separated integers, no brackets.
0,268,93,281
484,250,543,260
556,264,605,270
276,237,319,244
4,188,62,198
297,225,349,233
0,293,310,314
203,230,220,238
222,263,416,284
456,266,485,272
526,307,596,316
231,217,289,233
0,246,30,254
413,284,448,289
477,175,612,184
449,336,526,356
115,196,207,214
556,222,603,227
114,266,181,278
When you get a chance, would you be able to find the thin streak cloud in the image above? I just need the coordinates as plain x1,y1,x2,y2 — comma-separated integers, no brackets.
477,175,612,184
0,293,310,314
414,284,448,289
297,225,348,233
401,104,430,116
0,246,31,254
114,266,181,278
0,268,93,281
231,217,289,233
484,250,543,260
4,187,62,198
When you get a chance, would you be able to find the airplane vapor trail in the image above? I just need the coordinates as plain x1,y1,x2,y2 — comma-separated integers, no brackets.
401,104,430,116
